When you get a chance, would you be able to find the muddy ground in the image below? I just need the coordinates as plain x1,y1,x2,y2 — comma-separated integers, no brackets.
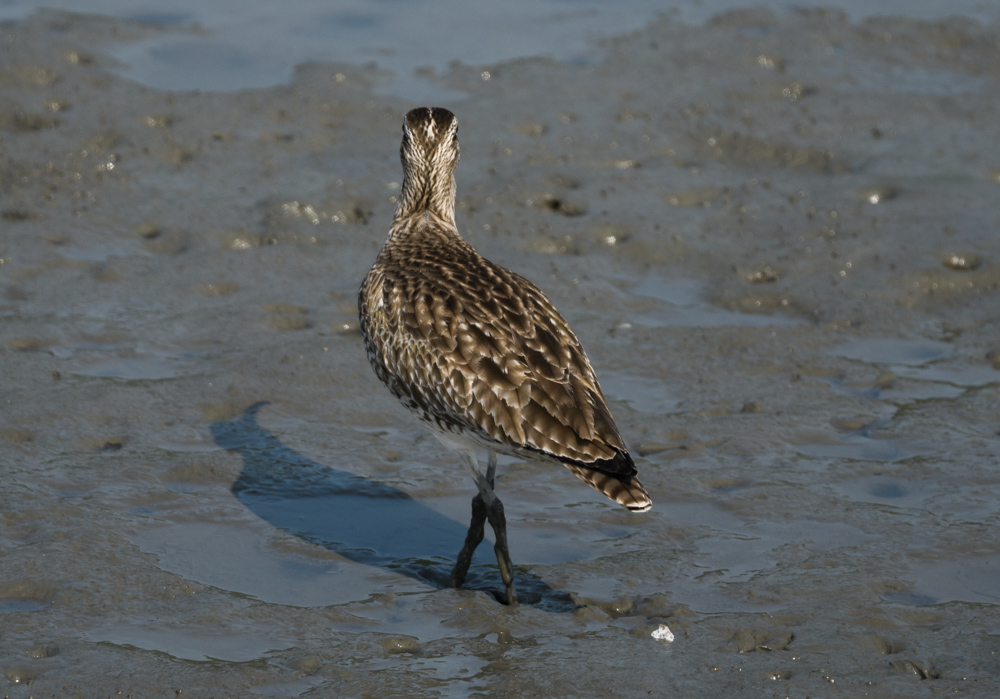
1,7,999,697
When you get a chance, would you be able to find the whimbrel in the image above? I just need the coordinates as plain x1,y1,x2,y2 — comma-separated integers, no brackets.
359,107,650,605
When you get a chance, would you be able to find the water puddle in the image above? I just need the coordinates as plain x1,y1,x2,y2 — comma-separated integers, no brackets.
69,355,191,380
132,522,422,607
659,502,870,613
833,338,953,366
834,476,928,507
622,276,800,328
797,434,914,462
599,371,681,415
207,403,639,609
831,337,998,403
250,679,325,697
889,555,1000,606
857,63,989,97
0,599,49,612
892,364,1000,388
60,343,203,381
86,623,294,662
58,242,133,263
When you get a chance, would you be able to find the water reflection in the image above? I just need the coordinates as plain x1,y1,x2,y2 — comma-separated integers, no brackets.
211,402,566,607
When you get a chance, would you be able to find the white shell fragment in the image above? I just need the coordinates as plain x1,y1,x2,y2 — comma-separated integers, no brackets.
651,624,675,642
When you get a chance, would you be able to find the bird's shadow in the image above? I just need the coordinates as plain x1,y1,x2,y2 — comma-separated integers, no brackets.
211,402,574,610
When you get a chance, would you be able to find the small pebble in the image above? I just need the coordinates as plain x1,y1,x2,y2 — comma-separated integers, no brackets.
651,624,674,642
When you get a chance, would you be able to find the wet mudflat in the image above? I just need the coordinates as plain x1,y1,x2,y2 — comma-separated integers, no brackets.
2,7,999,697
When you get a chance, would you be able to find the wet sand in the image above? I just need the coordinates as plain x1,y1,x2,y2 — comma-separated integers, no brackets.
2,7,999,697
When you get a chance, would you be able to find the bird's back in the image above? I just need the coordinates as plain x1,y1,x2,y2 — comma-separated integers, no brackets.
359,107,651,512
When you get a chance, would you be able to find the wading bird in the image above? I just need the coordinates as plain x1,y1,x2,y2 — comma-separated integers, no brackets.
360,107,650,605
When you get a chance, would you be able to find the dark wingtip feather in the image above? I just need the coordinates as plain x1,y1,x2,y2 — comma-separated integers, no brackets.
562,463,652,512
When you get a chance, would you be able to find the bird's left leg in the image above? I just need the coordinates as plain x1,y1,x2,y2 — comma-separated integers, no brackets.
451,494,487,589
450,450,494,589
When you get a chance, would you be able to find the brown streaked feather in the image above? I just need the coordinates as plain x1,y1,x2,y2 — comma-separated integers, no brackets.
359,107,651,512
562,463,652,512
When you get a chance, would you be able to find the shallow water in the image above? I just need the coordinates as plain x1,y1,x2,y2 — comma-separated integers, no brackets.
1,4,1000,697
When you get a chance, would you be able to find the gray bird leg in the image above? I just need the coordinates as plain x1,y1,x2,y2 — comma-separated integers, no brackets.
450,492,486,589
451,452,517,604
486,496,518,605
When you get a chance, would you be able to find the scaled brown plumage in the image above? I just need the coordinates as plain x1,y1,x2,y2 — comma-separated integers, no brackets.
359,107,650,603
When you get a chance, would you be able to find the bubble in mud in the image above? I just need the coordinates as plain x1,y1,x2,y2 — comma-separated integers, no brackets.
263,303,312,330
572,605,609,622
829,417,876,432
0,580,57,611
727,628,793,653
23,644,59,659
268,315,312,331
141,114,173,128
224,230,276,250
756,54,786,71
1,428,33,444
874,373,897,389
377,635,420,654
3,666,41,684
6,337,54,351
538,194,587,216
664,187,725,208
262,303,308,315
761,670,791,680
853,635,901,655
81,436,125,452
938,251,982,271
144,231,189,254
135,221,162,239
745,265,779,283
591,223,630,246
515,121,545,137
854,186,897,204
194,282,239,296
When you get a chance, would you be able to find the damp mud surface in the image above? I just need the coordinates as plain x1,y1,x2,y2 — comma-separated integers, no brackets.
2,7,1000,697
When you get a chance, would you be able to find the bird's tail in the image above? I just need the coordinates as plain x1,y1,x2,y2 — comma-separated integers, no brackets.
562,463,652,512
